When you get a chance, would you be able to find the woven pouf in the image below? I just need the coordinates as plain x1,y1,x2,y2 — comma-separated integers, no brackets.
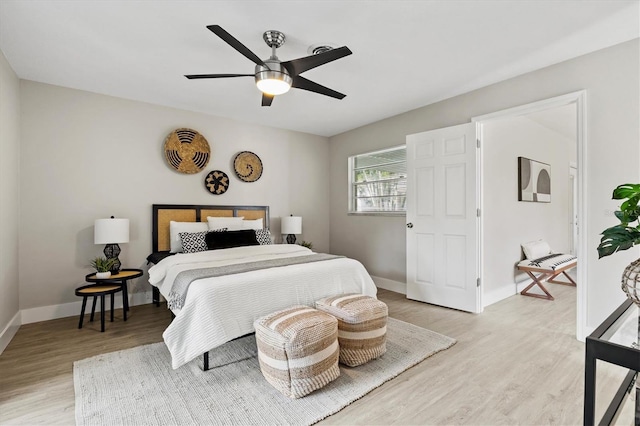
315,294,388,367
254,305,340,399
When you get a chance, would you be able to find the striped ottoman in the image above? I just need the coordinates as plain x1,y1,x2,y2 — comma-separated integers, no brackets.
254,306,340,399
315,294,388,367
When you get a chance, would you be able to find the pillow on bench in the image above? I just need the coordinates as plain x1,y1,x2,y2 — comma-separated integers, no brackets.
521,240,551,260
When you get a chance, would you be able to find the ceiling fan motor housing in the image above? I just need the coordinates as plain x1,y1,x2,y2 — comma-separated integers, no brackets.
255,59,292,95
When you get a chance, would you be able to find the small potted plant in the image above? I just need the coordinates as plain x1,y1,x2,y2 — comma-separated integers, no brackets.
90,256,116,279
298,241,313,250
597,183,640,305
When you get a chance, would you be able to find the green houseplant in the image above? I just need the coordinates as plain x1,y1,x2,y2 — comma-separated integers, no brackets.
597,183,640,306
90,256,116,278
298,241,313,250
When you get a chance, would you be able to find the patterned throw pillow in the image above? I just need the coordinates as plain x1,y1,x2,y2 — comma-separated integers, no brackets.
179,228,227,254
255,229,272,245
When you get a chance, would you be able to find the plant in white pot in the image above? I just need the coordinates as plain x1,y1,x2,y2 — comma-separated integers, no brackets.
90,256,117,279
597,183,640,306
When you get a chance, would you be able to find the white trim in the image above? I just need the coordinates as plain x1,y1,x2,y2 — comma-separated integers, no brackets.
483,285,517,307
515,281,546,295
21,300,85,324
0,311,21,355
21,290,154,324
471,91,586,122
475,121,484,313
372,275,406,295
472,90,588,341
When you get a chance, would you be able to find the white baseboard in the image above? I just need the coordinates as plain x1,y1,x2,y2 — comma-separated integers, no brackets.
20,290,154,325
1,291,155,355
483,279,552,307
483,285,517,307
516,280,550,294
0,311,21,355
372,276,406,295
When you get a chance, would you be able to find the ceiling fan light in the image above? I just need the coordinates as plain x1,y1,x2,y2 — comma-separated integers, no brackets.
256,78,291,95
255,68,292,95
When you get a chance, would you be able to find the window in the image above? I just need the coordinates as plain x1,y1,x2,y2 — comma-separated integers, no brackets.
349,146,407,214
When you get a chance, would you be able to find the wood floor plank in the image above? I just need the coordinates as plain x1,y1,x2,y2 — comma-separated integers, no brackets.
0,285,630,425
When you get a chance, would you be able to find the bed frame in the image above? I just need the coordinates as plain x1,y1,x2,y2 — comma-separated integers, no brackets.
152,204,270,253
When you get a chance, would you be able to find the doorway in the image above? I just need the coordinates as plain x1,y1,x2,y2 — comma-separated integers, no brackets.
473,91,587,340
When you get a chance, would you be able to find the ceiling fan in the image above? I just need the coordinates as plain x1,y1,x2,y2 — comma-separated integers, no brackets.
185,25,352,107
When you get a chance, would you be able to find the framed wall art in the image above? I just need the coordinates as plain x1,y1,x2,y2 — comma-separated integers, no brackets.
518,157,551,203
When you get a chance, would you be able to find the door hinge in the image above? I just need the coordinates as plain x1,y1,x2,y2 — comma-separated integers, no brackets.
477,278,481,287
477,138,481,148
476,208,481,217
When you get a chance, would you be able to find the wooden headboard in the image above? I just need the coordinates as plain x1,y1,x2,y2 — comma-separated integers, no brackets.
152,204,270,252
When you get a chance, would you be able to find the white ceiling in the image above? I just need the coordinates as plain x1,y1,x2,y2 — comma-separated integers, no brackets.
0,1,638,137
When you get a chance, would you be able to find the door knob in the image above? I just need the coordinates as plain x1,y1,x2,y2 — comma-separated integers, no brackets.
407,223,413,228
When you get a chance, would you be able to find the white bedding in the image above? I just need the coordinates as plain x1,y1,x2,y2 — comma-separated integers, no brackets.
148,245,377,369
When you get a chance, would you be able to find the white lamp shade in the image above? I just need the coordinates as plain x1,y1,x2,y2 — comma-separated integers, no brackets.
281,216,302,235
94,218,130,244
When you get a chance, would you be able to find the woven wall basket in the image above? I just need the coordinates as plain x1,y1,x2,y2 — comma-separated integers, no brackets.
204,170,230,195
164,128,211,174
233,151,263,182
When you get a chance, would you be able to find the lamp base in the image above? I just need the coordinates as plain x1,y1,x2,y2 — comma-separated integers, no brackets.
103,243,122,274
286,234,297,244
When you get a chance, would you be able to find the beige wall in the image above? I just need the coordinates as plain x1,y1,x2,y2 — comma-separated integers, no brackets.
483,115,576,304
18,81,329,310
329,39,640,330
0,50,20,334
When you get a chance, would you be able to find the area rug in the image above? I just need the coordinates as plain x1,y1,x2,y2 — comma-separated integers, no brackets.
74,318,455,425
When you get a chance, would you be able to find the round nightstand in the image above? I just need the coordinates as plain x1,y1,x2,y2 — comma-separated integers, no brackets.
85,269,143,314
75,284,123,332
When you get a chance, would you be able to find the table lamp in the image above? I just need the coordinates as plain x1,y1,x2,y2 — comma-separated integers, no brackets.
94,216,129,273
281,215,302,244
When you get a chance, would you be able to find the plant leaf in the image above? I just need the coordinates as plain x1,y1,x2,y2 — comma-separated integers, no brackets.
597,225,640,258
612,183,640,200
615,209,639,224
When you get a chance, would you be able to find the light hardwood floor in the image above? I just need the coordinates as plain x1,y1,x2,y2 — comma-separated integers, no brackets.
0,285,630,425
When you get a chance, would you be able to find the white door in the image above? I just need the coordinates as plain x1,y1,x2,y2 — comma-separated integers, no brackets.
406,123,480,313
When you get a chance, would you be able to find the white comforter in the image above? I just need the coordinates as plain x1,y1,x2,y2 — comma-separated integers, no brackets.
148,245,377,369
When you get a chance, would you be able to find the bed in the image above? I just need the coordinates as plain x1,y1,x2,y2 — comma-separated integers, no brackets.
148,204,377,369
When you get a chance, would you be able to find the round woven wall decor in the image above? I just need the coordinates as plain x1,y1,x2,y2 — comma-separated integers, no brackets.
204,170,230,195
233,151,263,182
164,128,211,174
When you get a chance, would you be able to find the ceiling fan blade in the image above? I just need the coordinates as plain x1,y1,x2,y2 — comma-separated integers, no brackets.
282,46,352,76
207,25,267,67
185,74,254,79
291,76,346,99
261,94,274,107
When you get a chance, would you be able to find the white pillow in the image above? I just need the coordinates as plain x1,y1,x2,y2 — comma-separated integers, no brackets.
242,218,264,230
207,216,244,231
169,221,208,253
522,240,552,260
